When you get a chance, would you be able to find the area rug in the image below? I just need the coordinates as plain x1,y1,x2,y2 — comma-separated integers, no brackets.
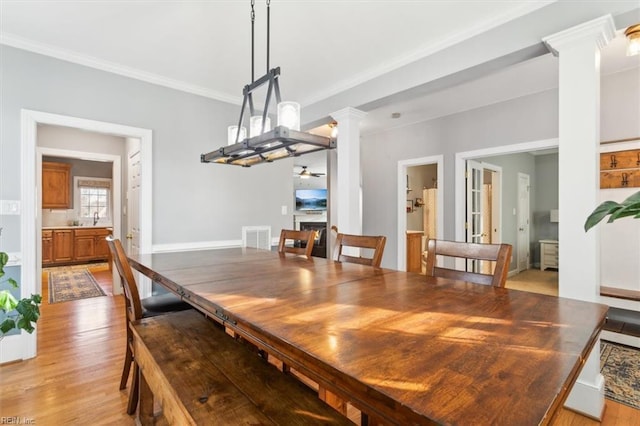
601,340,640,409
44,262,109,272
48,269,106,303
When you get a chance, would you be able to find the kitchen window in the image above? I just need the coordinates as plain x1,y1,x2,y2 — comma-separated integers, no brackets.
75,177,112,222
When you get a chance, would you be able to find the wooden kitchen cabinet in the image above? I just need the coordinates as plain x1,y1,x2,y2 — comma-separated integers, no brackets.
74,228,111,262
52,229,74,263
42,227,111,266
42,161,72,209
42,230,53,264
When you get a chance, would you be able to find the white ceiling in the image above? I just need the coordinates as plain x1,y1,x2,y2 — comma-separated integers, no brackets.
0,1,555,105
1,1,638,140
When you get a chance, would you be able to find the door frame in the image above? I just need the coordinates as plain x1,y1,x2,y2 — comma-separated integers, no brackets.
18,109,153,361
397,155,444,271
516,172,531,272
455,138,558,272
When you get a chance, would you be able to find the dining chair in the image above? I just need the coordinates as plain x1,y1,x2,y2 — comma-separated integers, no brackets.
106,236,192,415
277,229,316,259
333,231,387,268
423,239,513,287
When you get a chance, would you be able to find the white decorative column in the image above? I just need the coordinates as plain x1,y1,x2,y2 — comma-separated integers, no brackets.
543,15,615,420
330,107,367,236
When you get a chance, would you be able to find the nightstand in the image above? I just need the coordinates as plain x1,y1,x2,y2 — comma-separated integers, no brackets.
540,240,558,271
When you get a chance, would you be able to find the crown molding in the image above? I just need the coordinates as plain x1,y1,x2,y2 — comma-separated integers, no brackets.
542,14,616,56
0,32,242,106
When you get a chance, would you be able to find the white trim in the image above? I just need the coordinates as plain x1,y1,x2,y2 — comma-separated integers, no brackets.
0,33,241,106
542,14,615,56
564,373,605,421
601,330,640,349
0,335,26,363
16,109,153,363
454,138,559,243
153,240,242,253
4,252,22,267
397,155,444,271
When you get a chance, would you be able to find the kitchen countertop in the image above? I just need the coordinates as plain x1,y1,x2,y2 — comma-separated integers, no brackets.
42,226,113,230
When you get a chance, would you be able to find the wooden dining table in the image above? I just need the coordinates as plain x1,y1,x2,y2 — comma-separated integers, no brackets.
128,247,608,425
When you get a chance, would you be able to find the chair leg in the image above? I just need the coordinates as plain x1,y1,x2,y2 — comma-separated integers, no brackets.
120,345,133,390
126,362,140,415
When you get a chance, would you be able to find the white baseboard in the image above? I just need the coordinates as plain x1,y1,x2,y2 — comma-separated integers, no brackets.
153,237,281,253
153,239,242,253
0,332,36,364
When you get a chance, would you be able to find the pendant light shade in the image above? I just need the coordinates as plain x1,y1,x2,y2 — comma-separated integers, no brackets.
227,125,247,145
250,115,271,137
277,101,300,131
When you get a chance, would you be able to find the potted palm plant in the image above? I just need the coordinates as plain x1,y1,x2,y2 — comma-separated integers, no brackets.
0,250,41,339
584,190,640,231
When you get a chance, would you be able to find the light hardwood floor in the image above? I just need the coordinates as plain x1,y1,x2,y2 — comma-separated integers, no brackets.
0,265,638,424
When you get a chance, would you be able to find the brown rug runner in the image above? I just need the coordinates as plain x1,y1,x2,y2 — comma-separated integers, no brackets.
48,269,106,303
601,340,640,410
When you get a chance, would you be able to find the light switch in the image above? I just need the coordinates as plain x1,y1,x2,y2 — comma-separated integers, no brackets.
0,200,21,215
281,205,288,215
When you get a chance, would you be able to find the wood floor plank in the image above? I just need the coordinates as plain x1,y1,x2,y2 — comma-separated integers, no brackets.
0,265,637,424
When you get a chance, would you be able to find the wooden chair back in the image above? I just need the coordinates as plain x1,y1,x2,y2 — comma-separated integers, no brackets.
277,229,316,258
424,239,512,287
333,233,387,268
106,236,143,322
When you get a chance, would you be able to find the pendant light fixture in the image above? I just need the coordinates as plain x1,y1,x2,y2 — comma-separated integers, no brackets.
201,0,335,167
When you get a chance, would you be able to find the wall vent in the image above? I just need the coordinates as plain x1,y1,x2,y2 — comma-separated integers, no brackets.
242,226,272,250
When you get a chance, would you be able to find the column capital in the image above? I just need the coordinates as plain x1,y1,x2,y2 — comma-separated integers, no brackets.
542,14,615,56
330,107,367,124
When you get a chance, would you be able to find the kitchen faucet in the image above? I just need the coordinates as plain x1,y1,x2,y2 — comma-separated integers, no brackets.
93,211,99,226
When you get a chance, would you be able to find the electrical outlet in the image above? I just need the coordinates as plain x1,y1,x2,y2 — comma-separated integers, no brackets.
0,200,21,215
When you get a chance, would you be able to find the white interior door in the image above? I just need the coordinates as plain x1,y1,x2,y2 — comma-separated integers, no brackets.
466,160,484,272
517,173,530,272
127,150,141,255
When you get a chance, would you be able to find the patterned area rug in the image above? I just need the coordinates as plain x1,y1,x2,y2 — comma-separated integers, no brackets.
601,340,640,409
48,268,106,303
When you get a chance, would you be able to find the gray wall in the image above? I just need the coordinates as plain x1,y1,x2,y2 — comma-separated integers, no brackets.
1,45,294,253
479,153,537,271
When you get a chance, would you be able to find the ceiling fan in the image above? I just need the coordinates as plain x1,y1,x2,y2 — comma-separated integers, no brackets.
296,166,325,179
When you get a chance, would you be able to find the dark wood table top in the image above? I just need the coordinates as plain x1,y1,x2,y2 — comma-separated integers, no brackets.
129,247,608,425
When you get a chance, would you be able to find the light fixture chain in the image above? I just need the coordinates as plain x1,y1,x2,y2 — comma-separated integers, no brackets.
251,0,255,83
266,0,270,73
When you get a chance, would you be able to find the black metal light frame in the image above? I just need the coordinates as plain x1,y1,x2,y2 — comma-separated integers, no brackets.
201,67,335,167
200,1,335,167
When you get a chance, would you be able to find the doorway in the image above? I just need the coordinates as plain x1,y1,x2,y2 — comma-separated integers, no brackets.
397,155,444,271
17,109,153,362
454,138,559,283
